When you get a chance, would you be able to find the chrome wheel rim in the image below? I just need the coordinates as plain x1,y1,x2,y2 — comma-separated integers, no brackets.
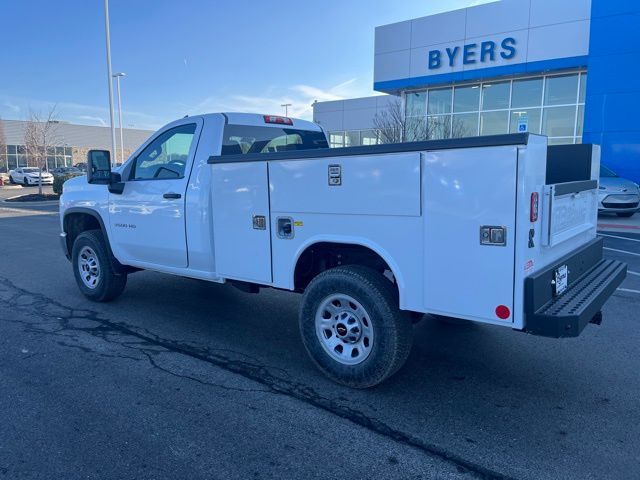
78,246,100,289
315,294,374,365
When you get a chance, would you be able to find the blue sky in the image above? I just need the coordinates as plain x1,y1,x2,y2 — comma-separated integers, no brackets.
0,0,490,130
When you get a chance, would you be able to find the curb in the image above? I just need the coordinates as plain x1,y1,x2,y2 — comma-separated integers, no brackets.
1,196,60,207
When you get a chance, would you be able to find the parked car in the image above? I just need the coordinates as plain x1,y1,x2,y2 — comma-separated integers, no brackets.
74,163,87,172
598,165,640,217
9,167,54,186
51,166,84,178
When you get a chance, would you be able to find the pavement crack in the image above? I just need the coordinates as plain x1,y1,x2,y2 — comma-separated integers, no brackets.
0,276,515,480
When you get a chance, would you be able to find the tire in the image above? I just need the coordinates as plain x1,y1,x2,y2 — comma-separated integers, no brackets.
9,175,15,184
23,177,29,186
71,229,127,302
299,265,413,388
616,212,635,218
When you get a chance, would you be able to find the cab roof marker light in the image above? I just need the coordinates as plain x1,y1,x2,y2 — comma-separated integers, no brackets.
264,115,293,125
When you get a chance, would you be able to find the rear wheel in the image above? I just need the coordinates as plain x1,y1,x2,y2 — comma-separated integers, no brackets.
299,265,413,388
616,212,635,218
72,230,127,302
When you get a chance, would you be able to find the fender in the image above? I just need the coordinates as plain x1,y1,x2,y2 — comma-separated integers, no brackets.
62,207,130,274
291,234,406,302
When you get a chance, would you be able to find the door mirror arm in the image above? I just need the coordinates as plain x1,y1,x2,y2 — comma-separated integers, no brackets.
108,172,125,194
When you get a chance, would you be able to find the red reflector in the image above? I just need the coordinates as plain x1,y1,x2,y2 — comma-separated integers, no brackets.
530,192,539,222
495,305,511,320
263,115,293,125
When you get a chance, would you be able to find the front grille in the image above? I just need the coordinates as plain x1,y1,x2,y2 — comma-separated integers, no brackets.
602,202,639,209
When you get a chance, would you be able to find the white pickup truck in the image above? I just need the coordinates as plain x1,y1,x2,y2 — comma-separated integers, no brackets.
59,113,626,387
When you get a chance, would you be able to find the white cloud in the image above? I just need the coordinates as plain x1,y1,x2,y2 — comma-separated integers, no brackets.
78,115,107,126
188,77,376,120
3,101,20,113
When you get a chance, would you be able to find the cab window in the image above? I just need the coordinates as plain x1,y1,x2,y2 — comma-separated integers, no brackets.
131,124,196,180
221,125,328,155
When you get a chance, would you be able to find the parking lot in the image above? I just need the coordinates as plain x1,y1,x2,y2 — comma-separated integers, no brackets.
0,202,638,479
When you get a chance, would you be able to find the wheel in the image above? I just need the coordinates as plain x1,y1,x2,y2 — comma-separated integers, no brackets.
23,177,29,186
616,212,635,218
71,230,127,302
299,265,413,388
9,175,15,184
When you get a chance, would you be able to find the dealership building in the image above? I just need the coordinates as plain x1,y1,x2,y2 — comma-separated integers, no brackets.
313,0,640,182
0,119,152,173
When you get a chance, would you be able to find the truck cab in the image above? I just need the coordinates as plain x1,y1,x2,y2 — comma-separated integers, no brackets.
59,113,626,387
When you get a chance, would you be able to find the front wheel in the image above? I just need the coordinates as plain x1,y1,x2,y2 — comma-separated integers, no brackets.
23,177,29,186
9,175,15,184
72,230,127,302
299,266,413,388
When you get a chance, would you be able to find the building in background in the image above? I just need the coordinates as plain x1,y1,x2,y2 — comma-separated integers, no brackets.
0,119,152,172
313,0,640,182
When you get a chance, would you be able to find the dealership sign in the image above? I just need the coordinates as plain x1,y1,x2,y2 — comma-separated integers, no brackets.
428,37,517,70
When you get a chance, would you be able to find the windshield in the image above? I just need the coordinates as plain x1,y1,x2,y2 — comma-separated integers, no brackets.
23,168,38,173
600,165,618,178
221,125,328,155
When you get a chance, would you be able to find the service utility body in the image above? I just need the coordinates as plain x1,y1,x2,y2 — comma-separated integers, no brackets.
59,113,627,387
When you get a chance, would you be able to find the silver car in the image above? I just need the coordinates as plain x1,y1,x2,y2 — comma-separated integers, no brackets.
598,165,640,218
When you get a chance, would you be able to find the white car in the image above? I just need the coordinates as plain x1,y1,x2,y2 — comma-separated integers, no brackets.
9,167,54,186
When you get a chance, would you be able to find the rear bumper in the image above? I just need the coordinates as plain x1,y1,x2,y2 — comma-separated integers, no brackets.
524,238,626,338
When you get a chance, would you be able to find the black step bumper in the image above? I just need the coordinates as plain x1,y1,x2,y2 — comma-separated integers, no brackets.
524,238,627,338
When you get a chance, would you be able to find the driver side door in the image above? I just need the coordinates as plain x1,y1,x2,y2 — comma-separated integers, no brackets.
109,119,202,268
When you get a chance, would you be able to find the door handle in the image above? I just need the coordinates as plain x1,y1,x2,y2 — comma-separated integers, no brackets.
163,192,182,199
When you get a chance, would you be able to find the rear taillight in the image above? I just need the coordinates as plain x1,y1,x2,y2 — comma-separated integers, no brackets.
263,115,293,125
530,192,539,222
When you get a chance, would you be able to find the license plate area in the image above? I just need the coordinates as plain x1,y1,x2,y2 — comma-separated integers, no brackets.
554,265,568,296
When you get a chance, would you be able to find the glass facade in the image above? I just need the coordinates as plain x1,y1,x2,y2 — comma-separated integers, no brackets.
0,145,73,173
327,71,587,148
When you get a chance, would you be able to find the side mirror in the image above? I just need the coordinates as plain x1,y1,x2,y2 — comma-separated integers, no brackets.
87,150,111,184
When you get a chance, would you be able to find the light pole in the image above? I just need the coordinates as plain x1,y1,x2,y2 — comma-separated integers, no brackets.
281,103,292,117
103,0,117,167
112,72,126,164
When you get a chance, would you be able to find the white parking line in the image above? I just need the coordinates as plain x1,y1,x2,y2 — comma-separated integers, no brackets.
628,270,640,277
617,287,640,294
604,247,640,257
598,233,640,243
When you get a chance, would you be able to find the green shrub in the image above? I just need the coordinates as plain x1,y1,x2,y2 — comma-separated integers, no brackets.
53,174,75,195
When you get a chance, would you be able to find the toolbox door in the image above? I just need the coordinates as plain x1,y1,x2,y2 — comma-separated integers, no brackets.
210,162,272,284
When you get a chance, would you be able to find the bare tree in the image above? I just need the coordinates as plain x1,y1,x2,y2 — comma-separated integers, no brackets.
0,116,6,174
373,97,473,144
373,97,418,144
24,106,60,195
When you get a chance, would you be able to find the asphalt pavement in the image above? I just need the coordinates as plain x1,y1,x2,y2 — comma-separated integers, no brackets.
0,203,638,479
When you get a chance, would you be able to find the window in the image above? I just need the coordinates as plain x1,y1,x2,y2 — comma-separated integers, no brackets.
543,106,577,137
481,81,510,110
511,78,543,108
453,113,479,138
480,111,509,136
428,88,452,115
453,85,480,112
361,130,379,145
132,124,196,180
510,109,542,134
345,131,360,147
578,73,587,103
400,70,585,143
406,92,427,117
221,125,328,154
329,132,345,148
544,74,579,106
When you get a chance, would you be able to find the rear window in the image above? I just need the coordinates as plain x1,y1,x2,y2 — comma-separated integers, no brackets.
221,125,328,155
